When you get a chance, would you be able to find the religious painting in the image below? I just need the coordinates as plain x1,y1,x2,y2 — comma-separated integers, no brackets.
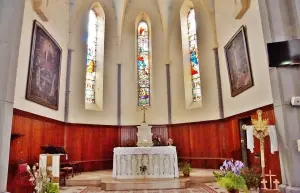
224,26,253,97
26,20,62,110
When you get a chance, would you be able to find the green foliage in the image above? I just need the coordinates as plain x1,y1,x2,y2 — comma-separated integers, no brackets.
214,171,248,192
179,162,192,174
44,182,59,193
241,167,261,189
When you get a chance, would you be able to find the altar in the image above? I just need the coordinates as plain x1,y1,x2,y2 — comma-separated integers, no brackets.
112,146,179,179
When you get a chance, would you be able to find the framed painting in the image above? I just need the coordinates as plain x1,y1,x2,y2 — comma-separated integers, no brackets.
26,20,62,110
224,25,253,97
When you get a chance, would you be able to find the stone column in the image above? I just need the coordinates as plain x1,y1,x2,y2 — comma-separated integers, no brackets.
269,67,300,193
0,0,25,192
258,1,300,192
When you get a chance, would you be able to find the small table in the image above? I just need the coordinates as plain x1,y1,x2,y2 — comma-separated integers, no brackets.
113,146,179,179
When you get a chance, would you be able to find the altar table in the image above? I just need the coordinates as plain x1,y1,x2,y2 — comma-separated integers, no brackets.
113,146,179,179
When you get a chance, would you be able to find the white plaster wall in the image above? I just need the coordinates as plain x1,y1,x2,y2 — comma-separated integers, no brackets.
170,0,220,123
14,0,69,121
121,0,168,125
68,0,118,125
215,0,273,118
61,0,220,125
14,0,274,125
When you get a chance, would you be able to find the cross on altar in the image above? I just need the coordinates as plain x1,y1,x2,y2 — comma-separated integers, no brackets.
273,179,280,190
261,179,268,189
266,170,276,189
142,106,147,123
242,110,278,178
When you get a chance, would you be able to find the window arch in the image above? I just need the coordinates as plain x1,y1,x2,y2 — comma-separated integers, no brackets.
137,21,150,106
85,3,105,111
180,1,202,109
188,8,201,102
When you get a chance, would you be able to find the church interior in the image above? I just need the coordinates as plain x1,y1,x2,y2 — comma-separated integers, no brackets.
1,0,300,193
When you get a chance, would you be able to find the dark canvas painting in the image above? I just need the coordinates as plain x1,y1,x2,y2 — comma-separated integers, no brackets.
26,20,62,110
224,26,253,97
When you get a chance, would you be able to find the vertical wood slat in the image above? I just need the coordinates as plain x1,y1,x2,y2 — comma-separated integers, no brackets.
8,105,281,191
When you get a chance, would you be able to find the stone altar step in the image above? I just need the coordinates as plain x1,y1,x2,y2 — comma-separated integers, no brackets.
101,178,191,190
65,169,217,190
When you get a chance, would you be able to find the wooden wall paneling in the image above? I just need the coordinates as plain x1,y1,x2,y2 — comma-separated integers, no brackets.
8,105,281,190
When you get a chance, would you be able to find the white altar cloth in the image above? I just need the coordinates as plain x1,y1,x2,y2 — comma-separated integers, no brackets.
113,146,179,179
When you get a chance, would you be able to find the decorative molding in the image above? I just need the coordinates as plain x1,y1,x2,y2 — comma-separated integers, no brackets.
32,0,49,22
234,0,251,19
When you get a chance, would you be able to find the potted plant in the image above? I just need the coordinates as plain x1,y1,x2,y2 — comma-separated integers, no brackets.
179,162,192,177
27,164,59,193
213,159,248,193
241,167,261,192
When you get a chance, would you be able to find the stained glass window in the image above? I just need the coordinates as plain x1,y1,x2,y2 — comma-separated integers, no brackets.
188,8,201,102
85,9,98,104
137,21,150,106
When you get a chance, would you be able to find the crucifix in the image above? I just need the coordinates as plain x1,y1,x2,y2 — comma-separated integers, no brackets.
242,110,275,178
136,106,153,147
273,179,280,190
266,170,276,189
261,179,268,189
141,106,147,123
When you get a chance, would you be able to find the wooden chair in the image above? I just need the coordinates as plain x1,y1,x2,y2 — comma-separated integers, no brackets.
13,163,34,193
61,166,74,179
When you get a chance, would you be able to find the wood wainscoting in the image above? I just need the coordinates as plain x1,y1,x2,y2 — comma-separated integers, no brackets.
8,105,281,191
169,105,281,182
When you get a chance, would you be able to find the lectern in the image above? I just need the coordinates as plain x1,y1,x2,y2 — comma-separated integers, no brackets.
40,146,67,187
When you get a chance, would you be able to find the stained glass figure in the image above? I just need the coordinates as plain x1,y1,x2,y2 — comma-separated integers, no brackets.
188,8,201,102
137,21,150,106
85,9,98,104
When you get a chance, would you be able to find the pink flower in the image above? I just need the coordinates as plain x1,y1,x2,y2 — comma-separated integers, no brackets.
167,138,173,145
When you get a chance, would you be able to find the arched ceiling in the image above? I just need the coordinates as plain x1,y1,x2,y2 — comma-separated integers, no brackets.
68,0,216,51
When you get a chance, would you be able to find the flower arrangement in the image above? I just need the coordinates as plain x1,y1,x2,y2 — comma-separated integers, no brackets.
27,163,59,193
213,160,248,193
241,167,261,190
166,138,174,146
179,162,192,177
124,139,136,147
152,134,162,146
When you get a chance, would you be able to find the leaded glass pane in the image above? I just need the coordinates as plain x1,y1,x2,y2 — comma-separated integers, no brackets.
137,21,150,106
85,10,98,104
138,88,150,106
188,8,201,102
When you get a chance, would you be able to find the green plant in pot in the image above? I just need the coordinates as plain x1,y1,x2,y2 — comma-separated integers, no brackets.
179,162,192,177
213,160,248,193
241,167,261,192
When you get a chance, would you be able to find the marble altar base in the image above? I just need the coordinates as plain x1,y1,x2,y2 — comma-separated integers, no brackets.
113,146,179,179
